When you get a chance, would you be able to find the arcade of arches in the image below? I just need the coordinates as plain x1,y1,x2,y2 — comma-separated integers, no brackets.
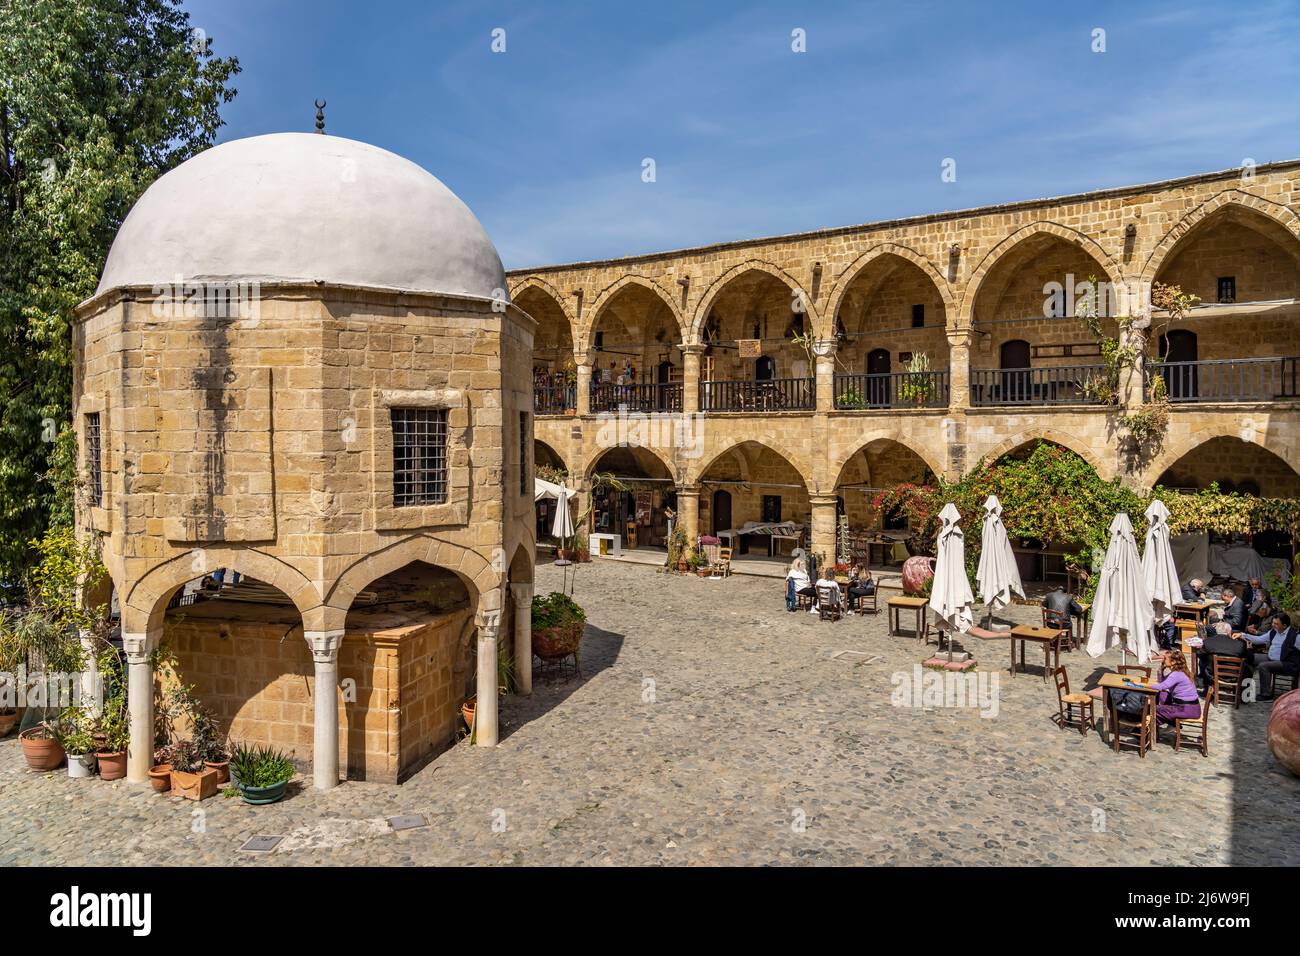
515,163,1300,562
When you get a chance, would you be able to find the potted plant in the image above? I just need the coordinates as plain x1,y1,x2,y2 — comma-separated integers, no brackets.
19,724,65,771
50,708,97,779
0,705,17,738
93,646,129,780
666,524,689,573
148,746,173,793
531,592,586,662
230,743,295,805
461,695,477,733
190,702,229,783
169,739,219,801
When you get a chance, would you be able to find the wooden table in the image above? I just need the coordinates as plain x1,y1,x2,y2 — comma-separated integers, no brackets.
1097,671,1160,741
1008,624,1063,681
1174,601,1214,624
1074,602,1091,650
888,596,929,642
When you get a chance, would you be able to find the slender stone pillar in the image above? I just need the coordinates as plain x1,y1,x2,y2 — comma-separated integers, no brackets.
681,344,704,415
79,630,101,716
305,629,343,790
510,582,534,696
576,362,592,417
677,485,701,548
946,329,971,410
475,621,500,746
810,493,840,565
813,338,838,413
123,631,157,784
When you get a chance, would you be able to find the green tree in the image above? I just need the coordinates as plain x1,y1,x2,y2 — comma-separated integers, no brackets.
0,0,238,584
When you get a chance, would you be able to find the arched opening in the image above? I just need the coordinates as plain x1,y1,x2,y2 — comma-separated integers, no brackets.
698,441,809,564
833,439,938,566
969,233,1116,406
589,282,683,413
516,285,577,415
699,268,814,411
1151,206,1300,400
833,253,950,409
533,440,568,543
587,446,676,552
1158,329,1200,400
711,489,732,536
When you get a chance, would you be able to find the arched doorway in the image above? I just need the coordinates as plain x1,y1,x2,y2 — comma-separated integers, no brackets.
697,441,810,563
1000,339,1031,403
587,281,684,413
755,355,775,381
866,348,891,407
587,446,676,551
833,438,939,566
1159,329,1199,400
711,489,732,536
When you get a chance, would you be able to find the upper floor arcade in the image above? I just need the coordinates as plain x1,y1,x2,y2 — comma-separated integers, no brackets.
512,162,1300,418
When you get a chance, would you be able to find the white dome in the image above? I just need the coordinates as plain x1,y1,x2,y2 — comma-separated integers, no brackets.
97,132,506,300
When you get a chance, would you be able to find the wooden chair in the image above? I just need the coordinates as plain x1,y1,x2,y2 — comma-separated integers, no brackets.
1108,689,1156,757
1211,655,1246,709
1052,666,1095,736
815,582,843,622
1273,665,1300,696
849,584,879,615
795,590,814,612
1172,685,1213,756
1117,664,1152,680
1042,608,1074,651
712,547,732,578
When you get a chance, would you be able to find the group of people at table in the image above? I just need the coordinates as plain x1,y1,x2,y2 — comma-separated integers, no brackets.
784,557,1300,734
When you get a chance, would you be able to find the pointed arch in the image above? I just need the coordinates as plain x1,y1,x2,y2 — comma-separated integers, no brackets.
325,535,497,616
1141,423,1299,491
1141,189,1300,284
582,274,686,356
689,258,820,343
825,242,955,333
584,442,678,484
510,275,579,331
960,221,1123,325
688,437,813,493
973,431,1114,481
832,435,945,490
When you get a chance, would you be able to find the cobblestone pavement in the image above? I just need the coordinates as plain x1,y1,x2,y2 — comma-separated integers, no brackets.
2,559,1298,866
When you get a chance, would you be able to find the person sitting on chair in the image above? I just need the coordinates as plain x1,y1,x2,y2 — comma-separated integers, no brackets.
1197,620,1251,691
1181,578,1207,602
1247,612,1299,700
846,564,875,613
815,569,843,617
1152,649,1202,726
785,556,813,612
1042,585,1084,626
1219,584,1248,633
1245,578,1272,635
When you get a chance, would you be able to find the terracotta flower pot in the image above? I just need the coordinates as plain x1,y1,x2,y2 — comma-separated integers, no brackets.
19,728,65,771
205,760,230,785
96,751,127,780
0,709,18,738
170,767,218,801
148,764,173,793
533,621,584,660
462,696,476,730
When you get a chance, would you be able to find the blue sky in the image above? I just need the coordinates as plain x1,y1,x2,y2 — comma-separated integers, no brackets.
186,0,1300,269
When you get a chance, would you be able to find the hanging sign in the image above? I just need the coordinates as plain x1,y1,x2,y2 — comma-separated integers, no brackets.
737,339,762,358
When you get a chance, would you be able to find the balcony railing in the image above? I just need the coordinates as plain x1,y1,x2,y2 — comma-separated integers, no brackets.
699,377,815,412
534,384,576,415
969,366,1109,407
833,371,950,409
590,382,683,413
1151,357,1300,403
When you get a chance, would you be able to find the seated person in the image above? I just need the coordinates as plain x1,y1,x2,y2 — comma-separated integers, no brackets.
846,564,876,612
1246,578,1272,634
1041,585,1084,627
785,557,813,612
1181,578,1208,603
1197,620,1252,690
1152,649,1202,725
1219,584,1248,632
1247,612,1299,700
814,569,843,615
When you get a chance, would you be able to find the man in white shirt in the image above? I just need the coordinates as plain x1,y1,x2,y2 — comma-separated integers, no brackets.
1247,612,1300,699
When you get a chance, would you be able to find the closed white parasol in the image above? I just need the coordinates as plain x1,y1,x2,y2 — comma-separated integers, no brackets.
1142,498,1182,623
1087,513,1157,664
929,503,974,657
976,494,1023,624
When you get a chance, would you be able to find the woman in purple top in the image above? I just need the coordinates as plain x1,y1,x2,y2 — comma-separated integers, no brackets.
1153,649,1202,724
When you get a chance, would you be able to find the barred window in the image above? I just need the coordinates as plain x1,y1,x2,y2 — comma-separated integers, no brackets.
85,412,103,507
519,411,529,496
391,408,448,506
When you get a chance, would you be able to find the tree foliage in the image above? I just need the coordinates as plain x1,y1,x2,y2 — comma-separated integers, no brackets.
0,0,239,583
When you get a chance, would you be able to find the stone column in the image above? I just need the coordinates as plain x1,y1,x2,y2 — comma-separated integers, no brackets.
79,630,101,716
677,484,701,548
813,339,837,413
946,329,971,410
810,493,839,564
681,344,704,415
305,629,343,790
1119,321,1147,409
475,619,500,746
123,631,157,785
576,362,592,417
510,582,534,696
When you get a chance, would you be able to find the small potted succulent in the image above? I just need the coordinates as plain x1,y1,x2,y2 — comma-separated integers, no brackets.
49,709,98,779
169,739,219,801
230,742,295,805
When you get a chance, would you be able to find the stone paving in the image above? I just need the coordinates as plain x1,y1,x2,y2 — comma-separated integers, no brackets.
2,559,1298,866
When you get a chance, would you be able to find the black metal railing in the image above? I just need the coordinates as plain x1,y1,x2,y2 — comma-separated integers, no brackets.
833,371,950,409
1150,357,1300,403
533,384,576,415
698,378,815,412
969,365,1109,406
590,382,683,413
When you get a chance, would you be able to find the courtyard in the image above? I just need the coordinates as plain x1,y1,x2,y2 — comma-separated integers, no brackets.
2,559,1295,867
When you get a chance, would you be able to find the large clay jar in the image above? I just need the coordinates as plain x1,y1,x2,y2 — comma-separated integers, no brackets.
902,556,936,597
1267,689,1300,777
